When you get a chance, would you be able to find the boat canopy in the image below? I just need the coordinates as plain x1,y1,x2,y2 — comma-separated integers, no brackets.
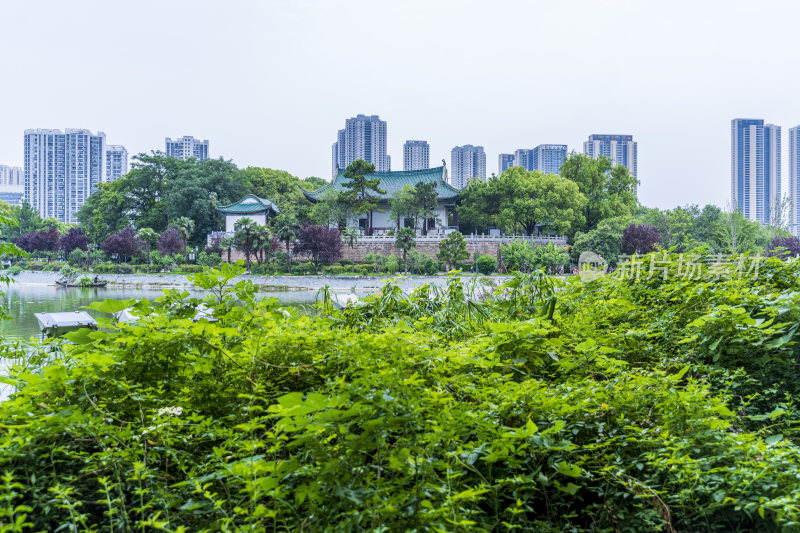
34,311,97,333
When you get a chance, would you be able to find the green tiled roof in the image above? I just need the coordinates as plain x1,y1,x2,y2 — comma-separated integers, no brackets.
216,194,280,215
302,166,459,202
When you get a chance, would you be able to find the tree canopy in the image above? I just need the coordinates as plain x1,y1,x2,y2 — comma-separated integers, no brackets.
559,153,638,234
340,159,385,232
458,167,587,237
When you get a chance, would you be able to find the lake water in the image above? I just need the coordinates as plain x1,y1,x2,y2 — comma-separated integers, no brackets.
0,283,326,340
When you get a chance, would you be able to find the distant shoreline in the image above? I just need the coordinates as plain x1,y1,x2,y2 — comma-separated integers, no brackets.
5,270,509,292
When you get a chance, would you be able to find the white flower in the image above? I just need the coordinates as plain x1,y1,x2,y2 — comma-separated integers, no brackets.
156,406,183,417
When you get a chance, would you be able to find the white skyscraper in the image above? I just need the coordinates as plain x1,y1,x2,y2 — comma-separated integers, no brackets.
165,136,209,160
0,165,22,187
331,114,390,177
403,140,430,171
105,145,128,181
789,125,800,235
450,145,486,189
24,128,105,223
731,119,781,225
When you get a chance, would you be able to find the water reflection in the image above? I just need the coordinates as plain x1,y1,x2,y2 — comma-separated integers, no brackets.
0,283,324,340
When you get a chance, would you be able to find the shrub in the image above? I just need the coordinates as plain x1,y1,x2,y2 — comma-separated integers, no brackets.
115,264,134,274
42,261,68,272
338,259,354,266
363,253,385,265
92,262,116,274
198,251,221,268
437,231,470,270
4,260,800,530
67,248,87,267
413,254,439,275
7,265,22,276
476,254,497,274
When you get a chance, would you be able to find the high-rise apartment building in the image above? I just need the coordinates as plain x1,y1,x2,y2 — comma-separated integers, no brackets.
731,119,781,225
331,114,390,177
508,144,568,174
403,140,430,171
788,126,800,235
450,145,486,189
24,129,105,223
583,134,637,179
0,165,23,207
532,144,568,174
498,153,515,174
105,145,128,181
165,136,209,160
514,149,534,171
0,165,22,187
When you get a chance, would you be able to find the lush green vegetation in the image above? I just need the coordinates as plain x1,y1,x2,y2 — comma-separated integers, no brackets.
76,153,322,246
2,256,800,530
571,204,792,266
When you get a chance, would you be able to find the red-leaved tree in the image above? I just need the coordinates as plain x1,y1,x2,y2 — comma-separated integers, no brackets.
158,227,185,255
621,224,662,255
100,228,140,263
293,224,343,268
59,227,89,254
767,236,800,259
13,227,60,257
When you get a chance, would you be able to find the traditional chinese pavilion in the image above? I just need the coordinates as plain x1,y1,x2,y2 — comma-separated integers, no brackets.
301,165,460,234
215,194,280,232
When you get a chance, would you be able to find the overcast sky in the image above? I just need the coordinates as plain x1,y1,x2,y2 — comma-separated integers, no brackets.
2,0,799,209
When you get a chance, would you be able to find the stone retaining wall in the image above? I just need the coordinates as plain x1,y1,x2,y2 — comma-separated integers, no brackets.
226,241,511,263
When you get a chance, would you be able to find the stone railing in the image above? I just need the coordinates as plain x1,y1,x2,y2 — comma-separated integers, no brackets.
209,230,567,246
207,231,234,245
357,234,567,245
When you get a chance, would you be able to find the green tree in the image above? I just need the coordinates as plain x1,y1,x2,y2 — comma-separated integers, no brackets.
175,217,196,264
493,168,586,236
390,184,418,231
220,236,235,263
341,159,385,233
437,231,470,270
310,190,352,229
77,153,248,244
233,217,257,268
135,228,158,273
414,181,439,235
559,153,638,234
241,167,317,223
252,225,275,264
570,215,634,266
395,227,416,273
342,227,360,249
456,178,499,234
273,213,300,273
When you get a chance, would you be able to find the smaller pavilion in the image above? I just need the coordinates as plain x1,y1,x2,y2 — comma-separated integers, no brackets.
216,194,280,232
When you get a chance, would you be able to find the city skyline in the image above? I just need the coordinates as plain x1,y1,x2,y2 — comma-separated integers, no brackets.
4,1,800,210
